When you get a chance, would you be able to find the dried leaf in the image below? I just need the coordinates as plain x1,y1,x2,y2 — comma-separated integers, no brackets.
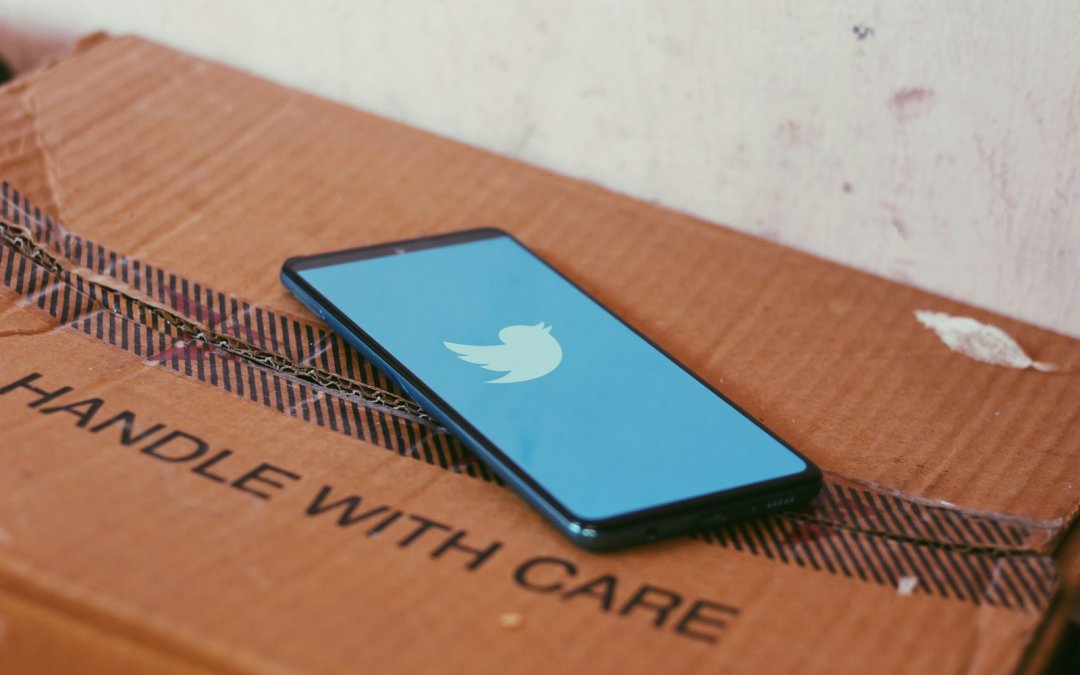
914,310,1056,372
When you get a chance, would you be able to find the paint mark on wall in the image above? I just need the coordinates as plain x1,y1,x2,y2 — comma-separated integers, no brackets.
852,25,875,41
880,202,909,239
915,310,1058,372
889,218,908,239
891,87,936,122
777,120,820,148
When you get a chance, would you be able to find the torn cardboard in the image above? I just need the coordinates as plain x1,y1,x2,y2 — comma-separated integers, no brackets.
0,35,1077,674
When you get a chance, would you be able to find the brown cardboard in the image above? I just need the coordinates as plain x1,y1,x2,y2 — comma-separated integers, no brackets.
1018,521,1080,675
0,35,1077,674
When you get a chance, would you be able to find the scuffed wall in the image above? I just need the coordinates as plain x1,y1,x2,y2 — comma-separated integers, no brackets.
1,1,1076,336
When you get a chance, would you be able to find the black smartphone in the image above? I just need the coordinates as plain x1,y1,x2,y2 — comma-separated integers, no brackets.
281,228,821,550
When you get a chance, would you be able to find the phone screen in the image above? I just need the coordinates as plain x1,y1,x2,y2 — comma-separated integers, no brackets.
295,233,808,523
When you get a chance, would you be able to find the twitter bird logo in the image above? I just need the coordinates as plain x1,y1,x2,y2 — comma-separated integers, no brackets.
444,322,563,384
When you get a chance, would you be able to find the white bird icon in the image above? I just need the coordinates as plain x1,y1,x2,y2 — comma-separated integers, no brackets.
444,322,563,384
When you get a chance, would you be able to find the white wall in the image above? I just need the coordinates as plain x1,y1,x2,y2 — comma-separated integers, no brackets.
1,1,1077,336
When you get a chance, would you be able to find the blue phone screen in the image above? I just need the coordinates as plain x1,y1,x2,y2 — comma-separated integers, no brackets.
299,235,806,522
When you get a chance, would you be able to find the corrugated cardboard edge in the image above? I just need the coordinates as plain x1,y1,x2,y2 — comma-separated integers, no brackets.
0,32,109,93
1017,518,1080,674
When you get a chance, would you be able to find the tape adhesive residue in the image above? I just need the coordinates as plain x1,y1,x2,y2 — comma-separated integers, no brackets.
914,310,1058,372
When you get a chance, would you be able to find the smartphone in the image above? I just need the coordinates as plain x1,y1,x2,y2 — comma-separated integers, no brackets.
281,228,821,550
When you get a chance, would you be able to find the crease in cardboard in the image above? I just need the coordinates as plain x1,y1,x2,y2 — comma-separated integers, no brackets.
0,325,59,339
692,512,1057,609
0,183,425,410
5,82,68,224
782,492,1054,560
0,214,431,425
0,183,1065,611
823,470,1063,548
0,206,497,482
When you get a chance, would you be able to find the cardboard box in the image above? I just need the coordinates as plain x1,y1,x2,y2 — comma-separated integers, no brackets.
0,35,1077,674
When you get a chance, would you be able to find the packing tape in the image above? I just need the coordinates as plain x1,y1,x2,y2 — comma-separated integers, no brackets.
0,181,1060,611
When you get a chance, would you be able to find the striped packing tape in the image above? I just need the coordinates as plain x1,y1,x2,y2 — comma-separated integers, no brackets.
0,182,1059,610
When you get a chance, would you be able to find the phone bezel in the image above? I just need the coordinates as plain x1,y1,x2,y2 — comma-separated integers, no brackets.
281,228,822,549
